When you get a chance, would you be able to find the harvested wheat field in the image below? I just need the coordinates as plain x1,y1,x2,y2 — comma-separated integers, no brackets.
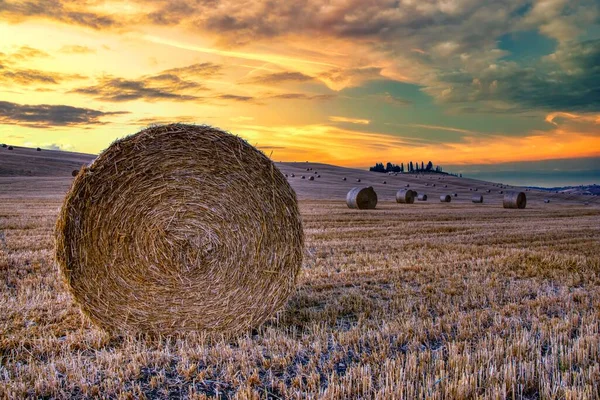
1,148,599,399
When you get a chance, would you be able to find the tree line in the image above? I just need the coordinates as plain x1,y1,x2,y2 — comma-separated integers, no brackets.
369,161,444,173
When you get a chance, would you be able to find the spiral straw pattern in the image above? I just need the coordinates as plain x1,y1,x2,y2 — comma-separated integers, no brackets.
55,124,304,336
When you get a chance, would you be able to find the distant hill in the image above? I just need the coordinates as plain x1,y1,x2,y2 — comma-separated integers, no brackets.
529,184,600,196
1,146,597,205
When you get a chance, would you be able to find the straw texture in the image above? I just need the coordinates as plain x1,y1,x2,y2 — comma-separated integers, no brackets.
503,191,527,209
396,189,416,204
346,187,377,209
55,124,304,336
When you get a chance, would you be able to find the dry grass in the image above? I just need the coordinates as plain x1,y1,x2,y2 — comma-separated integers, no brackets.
1,198,599,399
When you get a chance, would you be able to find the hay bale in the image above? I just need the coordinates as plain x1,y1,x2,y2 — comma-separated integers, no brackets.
432,184,436,187
405,184,410,187
36,147,41,151
55,124,303,336
486,189,491,193
309,176,314,181
474,188,478,191
444,185,447,188
503,191,527,209
356,178,361,182
396,189,416,204
8,146,13,150
1,143,6,148
301,175,306,179
291,173,295,177
499,191,503,194
440,194,451,203
71,169,79,177
317,175,321,178
383,181,387,184
544,199,550,203
417,194,428,201
346,187,377,209
469,188,473,191
453,193,458,197
472,195,483,203
343,177,346,181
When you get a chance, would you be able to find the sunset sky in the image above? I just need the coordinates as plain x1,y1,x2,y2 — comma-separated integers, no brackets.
1,0,599,173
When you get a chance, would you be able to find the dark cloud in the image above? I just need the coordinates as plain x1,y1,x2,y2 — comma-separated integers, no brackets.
71,63,220,102
0,68,86,85
215,94,255,102
428,39,600,112
246,71,314,85
72,76,205,102
0,101,128,128
0,0,119,29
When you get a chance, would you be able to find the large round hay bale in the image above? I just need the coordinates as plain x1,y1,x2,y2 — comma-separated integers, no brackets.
503,191,526,209
417,194,428,201
346,187,377,209
309,176,314,181
472,195,483,203
55,124,303,336
440,194,451,203
396,189,416,204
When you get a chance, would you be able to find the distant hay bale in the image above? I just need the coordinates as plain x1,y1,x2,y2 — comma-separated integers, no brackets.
544,199,550,203
469,188,473,191
36,147,41,151
291,173,295,177
503,191,527,209
396,189,416,204
486,189,491,193
432,184,436,187
356,178,361,182
472,195,483,203
499,191,503,194
71,169,79,177
8,146,13,150
474,188,478,191
425,183,429,186
453,193,458,197
301,175,306,179
346,187,377,209
309,176,314,181
343,177,346,181
317,175,321,178
285,174,288,177
417,194,428,201
314,171,318,174
444,185,447,188
440,194,451,202
1,143,6,148
383,181,387,184
405,184,410,187
55,124,303,336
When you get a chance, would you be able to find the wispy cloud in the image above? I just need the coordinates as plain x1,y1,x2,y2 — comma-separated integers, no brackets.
329,116,370,125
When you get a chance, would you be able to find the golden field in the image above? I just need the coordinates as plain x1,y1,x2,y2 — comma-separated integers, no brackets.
1,147,599,399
